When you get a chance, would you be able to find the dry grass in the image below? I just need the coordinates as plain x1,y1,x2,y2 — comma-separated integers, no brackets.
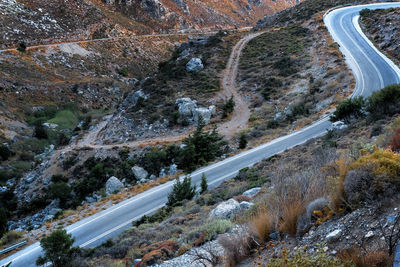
249,206,274,242
278,198,305,235
338,247,393,267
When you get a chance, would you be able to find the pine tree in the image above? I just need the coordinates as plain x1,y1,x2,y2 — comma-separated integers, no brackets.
167,176,196,207
200,173,208,194
239,133,248,149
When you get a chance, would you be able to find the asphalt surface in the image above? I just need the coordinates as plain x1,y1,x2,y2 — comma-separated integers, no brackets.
2,3,400,266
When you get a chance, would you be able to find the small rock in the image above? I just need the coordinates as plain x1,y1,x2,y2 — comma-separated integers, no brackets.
332,121,348,130
242,187,261,198
326,229,342,243
365,231,374,239
149,174,156,180
269,232,278,240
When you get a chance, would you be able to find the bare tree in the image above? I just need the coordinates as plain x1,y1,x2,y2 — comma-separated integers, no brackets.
188,242,222,267
378,212,400,256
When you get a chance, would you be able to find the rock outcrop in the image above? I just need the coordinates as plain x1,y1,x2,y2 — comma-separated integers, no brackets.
106,176,124,195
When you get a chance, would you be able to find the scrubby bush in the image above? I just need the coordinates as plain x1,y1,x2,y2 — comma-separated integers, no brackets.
0,207,8,238
36,230,77,267
200,173,208,194
47,182,72,208
330,96,365,123
0,230,22,246
343,149,400,207
0,145,14,161
267,246,344,266
34,124,48,139
167,176,196,207
238,133,248,149
222,96,235,118
390,126,400,152
140,148,167,175
367,84,400,118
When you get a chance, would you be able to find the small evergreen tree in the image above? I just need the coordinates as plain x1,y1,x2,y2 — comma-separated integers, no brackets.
36,230,77,267
238,133,248,149
330,96,365,123
17,42,26,52
167,176,196,207
200,173,208,194
222,96,236,118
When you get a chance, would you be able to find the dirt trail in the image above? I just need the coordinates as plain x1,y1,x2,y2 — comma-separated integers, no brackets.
217,32,265,137
45,31,265,170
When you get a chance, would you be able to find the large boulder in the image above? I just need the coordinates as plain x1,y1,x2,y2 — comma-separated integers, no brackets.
176,98,197,118
106,176,124,195
168,164,178,176
132,166,148,180
209,199,241,219
193,107,212,124
186,58,204,72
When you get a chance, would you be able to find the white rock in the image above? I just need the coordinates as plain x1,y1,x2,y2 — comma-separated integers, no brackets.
132,166,148,180
106,176,124,195
332,121,348,130
193,107,212,124
242,187,261,198
326,229,342,243
365,231,374,239
209,199,240,219
186,58,204,72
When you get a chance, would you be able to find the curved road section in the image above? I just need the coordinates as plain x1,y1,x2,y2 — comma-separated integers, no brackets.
2,3,400,266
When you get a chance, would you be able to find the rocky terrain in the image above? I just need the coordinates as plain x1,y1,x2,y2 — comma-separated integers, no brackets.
360,7,400,66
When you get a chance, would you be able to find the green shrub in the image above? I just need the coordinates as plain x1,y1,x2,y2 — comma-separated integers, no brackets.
360,8,372,17
238,133,248,149
330,96,365,123
366,84,400,118
0,145,14,161
36,229,77,267
140,148,167,175
200,173,208,194
10,161,32,172
187,219,233,243
222,96,235,118
47,110,78,130
167,176,196,207
47,182,72,208
0,230,22,246
34,124,48,139
118,68,129,77
266,246,344,266
177,118,226,172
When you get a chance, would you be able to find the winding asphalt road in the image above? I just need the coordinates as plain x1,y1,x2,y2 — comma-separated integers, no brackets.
2,3,400,266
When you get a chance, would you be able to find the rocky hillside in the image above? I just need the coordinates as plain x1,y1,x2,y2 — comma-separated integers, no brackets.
360,8,400,66
0,0,301,49
101,0,301,32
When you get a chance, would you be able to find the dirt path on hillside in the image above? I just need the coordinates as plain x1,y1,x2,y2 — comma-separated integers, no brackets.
44,31,265,173
217,32,264,138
